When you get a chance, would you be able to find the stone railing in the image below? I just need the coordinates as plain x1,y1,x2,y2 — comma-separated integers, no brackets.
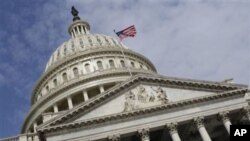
0,133,38,141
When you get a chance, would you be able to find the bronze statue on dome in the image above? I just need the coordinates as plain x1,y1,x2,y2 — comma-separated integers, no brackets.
71,6,80,21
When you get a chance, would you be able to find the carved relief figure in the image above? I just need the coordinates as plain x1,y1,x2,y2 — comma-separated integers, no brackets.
137,85,155,103
124,91,136,112
151,86,168,104
137,85,148,103
123,86,169,112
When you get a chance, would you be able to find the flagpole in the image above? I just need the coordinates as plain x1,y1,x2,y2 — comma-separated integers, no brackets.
114,30,133,77
119,41,133,77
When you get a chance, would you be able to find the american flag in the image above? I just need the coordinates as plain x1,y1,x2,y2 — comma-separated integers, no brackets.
114,25,137,41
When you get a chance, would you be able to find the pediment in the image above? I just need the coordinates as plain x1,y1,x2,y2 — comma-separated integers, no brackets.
74,84,216,122
38,74,247,131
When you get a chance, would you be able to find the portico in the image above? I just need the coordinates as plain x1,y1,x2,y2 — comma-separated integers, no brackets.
40,106,249,141
36,79,248,141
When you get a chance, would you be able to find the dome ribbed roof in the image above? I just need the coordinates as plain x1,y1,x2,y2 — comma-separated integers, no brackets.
45,34,125,71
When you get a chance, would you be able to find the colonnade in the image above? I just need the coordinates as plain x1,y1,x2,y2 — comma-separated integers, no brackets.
51,85,104,113
70,24,89,38
107,107,250,141
32,85,107,132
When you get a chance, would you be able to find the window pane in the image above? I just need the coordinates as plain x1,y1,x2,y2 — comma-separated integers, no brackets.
97,61,103,70
131,62,135,67
85,63,90,73
120,60,125,68
62,73,68,81
53,79,57,87
109,60,115,68
73,67,79,77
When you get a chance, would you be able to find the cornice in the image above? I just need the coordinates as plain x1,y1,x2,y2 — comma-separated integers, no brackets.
39,88,248,133
31,47,156,103
36,74,247,131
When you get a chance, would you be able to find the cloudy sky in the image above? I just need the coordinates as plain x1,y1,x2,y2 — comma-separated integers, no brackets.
0,0,249,138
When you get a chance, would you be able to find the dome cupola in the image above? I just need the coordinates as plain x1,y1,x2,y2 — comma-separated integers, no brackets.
68,6,90,38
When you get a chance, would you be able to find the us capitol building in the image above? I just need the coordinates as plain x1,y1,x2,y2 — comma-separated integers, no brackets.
1,8,250,141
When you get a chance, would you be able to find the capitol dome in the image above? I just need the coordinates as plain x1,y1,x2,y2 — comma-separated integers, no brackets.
22,8,157,133
45,33,129,72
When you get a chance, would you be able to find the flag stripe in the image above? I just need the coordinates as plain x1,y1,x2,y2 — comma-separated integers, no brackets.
115,25,136,40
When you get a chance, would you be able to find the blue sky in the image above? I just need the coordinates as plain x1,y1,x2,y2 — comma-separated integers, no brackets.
0,0,249,139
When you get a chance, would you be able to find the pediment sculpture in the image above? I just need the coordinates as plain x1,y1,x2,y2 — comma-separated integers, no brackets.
124,85,169,112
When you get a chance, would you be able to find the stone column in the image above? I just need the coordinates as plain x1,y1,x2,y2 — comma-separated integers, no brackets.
83,90,89,101
77,26,80,34
33,122,37,133
166,123,181,141
85,27,89,34
67,96,73,109
193,117,211,141
108,134,120,141
100,85,105,93
218,111,231,134
27,136,33,141
33,135,39,141
81,26,84,34
73,29,77,38
53,104,58,113
138,128,150,141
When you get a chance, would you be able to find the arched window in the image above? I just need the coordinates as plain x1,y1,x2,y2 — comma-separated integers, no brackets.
73,67,79,77
109,60,115,68
62,73,68,82
140,64,143,69
97,61,103,70
53,79,57,87
120,60,125,68
85,63,91,73
45,85,49,93
131,62,135,68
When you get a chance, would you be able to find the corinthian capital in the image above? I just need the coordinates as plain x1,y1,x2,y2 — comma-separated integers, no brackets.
193,117,205,128
138,128,150,140
218,111,230,122
108,134,120,141
166,122,178,135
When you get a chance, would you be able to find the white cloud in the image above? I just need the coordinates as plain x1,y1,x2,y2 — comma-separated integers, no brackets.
62,0,250,84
